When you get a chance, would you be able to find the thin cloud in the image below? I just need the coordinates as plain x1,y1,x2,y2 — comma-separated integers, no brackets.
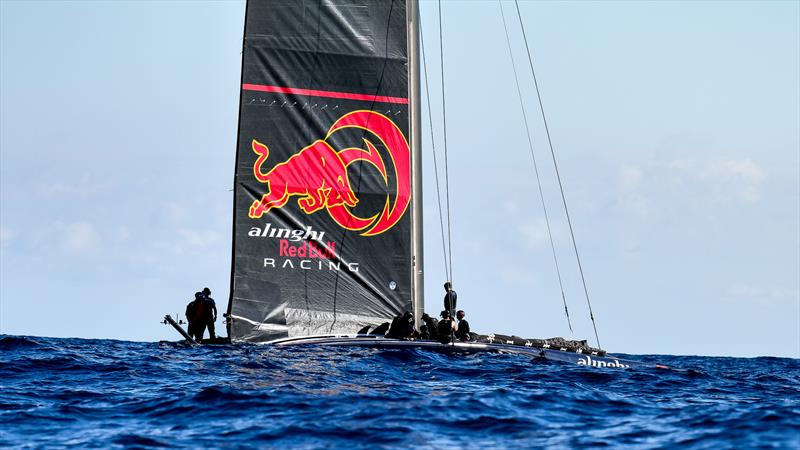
616,164,651,219
619,165,643,190
0,226,14,244
35,177,107,198
151,228,223,256
668,157,766,203
177,229,221,249
118,226,132,241
616,157,768,219
0,227,17,247
520,219,549,248
519,218,566,249
62,222,100,252
726,284,799,305
165,203,190,225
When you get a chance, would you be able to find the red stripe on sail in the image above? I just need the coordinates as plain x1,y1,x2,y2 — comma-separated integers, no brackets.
242,84,409,105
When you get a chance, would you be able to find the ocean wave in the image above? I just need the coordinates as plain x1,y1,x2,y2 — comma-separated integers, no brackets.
0,336,44,350
0,335,798,449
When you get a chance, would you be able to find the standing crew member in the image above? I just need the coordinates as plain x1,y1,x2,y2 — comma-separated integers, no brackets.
186,292,207,341
455,310,471,341
443,282,457,316
202,287,217,340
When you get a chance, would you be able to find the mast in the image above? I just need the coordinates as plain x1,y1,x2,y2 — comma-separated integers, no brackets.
408,0,425,327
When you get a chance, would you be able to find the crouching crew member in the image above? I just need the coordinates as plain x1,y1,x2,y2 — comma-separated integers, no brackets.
388,311,416,339
420,313,439,341
437,310,457,344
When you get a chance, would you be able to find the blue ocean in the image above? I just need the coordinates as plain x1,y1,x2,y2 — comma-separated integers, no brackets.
1,335,798,449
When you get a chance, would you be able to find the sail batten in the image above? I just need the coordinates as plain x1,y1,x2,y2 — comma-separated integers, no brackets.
228,0,413,343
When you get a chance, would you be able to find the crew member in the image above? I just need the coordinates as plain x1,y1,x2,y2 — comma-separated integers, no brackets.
388,314,403,338
388,311,415,339
436,310,457,344
186,292,207,341
443,282,457,316
202,287,217,340
455,310,471,341
420,313,439,341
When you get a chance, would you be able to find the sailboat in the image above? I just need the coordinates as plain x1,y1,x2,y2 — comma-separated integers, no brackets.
164,0,662,370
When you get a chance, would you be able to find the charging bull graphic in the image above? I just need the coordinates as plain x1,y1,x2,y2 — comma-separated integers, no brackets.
248,110,410,236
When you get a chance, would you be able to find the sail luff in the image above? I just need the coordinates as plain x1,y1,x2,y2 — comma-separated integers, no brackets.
408,0,425,328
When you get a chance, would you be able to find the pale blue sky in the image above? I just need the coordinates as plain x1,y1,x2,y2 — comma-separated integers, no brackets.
1,0,798,357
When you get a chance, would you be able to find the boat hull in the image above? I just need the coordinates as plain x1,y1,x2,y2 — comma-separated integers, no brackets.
268,334,659,369
161,317,662,370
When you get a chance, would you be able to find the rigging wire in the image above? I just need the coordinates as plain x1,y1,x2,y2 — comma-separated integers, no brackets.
438,0,454,286
419,19,451,280
512,0,601,348
498,0,573,334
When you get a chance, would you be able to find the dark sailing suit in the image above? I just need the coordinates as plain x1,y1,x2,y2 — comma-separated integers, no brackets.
185,300,196,325
387,316,403,338
422,316,439,341
203,296,217,339
388,313,414,339
456,319,471,341
437,318,456,344
443,290,457,314
186,298,207,341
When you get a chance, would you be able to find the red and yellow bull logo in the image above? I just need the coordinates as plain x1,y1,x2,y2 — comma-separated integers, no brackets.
248,110,410,236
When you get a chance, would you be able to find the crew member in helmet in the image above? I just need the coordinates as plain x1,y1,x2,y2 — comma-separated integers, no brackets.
443,282,457,316
436,310,457,344
455,310,471,341
201,287,217,340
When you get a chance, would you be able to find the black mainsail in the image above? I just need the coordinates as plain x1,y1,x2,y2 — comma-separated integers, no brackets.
227,0,416,343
